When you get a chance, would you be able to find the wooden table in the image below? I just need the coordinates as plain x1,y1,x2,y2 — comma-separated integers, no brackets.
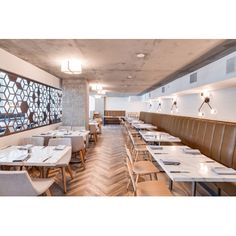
139,130,181,144
147,145,236,196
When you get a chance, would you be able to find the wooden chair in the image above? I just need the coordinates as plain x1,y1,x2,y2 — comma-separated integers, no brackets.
70,136,86,170
89,124,98,143
127,131,148,161
0,170,54,196
126,157,172,196
125,145,159,186
47,138,73,193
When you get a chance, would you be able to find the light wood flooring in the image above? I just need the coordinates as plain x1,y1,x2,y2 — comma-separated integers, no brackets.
47,125,214,196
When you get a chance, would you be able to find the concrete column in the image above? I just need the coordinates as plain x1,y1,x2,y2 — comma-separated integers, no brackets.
62,79,89,128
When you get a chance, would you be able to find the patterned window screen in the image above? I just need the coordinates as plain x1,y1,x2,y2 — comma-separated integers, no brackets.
0,69,62,136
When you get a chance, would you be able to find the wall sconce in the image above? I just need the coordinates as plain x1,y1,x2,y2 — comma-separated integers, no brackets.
171,99,178,114
157,101,162,112
198,91,217,117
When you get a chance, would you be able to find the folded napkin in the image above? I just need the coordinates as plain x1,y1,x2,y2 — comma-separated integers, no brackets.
161,159,180,165
54,145,66,150
183,148,201,155
18,144,33,150
211,167,236,175
150,146,163,150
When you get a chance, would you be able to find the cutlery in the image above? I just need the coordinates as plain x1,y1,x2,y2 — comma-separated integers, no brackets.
43,155,53,162
170,171,190,173
154,152,169,154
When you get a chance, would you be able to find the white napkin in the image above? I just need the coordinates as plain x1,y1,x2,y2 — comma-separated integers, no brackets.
54,145,66,150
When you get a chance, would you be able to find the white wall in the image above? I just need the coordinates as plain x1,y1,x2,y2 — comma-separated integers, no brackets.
105,96,146,112
0,49,62,148
145,86,236,122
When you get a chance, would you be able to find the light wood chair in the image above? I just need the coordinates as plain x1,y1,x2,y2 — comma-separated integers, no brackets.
127,131,148,161
126,157,172,196
89,124,98,143
47,138,73,193
70,136,86,170
0,170,54,196
125,145,159,185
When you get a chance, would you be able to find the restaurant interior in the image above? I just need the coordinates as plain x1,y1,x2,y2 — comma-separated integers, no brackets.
1,39,236,197
1,2,236,236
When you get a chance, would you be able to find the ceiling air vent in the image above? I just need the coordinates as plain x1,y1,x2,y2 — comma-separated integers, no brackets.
226,57,236,74
189,72,197,84
161,87,165,93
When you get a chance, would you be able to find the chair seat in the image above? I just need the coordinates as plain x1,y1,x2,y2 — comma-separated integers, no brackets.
32,178,54,195
133,161,159,174
134,146,147,152
136,180,172,196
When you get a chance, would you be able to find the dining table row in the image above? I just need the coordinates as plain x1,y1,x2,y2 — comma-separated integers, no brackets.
124,117,236,196
0,120,101,196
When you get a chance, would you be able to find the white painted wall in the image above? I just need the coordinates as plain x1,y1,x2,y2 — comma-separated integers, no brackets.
0,49,60,88
0,49,62,148
144,86,236,122
105,96,146,112
89,95,95,118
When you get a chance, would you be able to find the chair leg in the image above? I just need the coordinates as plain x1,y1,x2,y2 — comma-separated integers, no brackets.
126,179,131,190
67,165,74,179
45,188,52,196
135,174,140,185
79,150,86,170
61,167,67,193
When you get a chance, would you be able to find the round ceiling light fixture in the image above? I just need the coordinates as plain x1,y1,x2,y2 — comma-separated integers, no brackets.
136,53,146,58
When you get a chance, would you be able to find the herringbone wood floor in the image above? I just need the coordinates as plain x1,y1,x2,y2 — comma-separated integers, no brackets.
49,125,129,196
47,125,212,196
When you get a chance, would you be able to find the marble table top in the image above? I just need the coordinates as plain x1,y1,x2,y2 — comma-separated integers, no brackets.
0,145,71,167
34,129,90,140
132,123,157,130
147,145,236,182
140,131,181,143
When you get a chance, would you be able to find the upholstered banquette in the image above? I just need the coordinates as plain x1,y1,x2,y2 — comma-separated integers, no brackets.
139,112,236,196
104,110,125,125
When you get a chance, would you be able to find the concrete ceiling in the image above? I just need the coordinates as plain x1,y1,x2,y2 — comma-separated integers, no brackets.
0,39,233,96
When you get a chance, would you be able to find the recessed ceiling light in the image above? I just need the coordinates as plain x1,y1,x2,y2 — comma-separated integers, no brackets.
136,53,146,58
127,75,132,79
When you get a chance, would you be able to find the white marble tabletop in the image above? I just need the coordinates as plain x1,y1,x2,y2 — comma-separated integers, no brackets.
132,123,157,130
140,131,181,143
34,129,90,141
147,145,236,182
0,145,71,167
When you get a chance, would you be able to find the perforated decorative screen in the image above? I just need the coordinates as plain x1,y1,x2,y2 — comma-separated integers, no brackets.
0,69,62,136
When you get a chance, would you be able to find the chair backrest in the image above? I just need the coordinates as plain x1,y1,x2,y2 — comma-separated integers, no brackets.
57,126,71,130
126,157,136,192
71,136,85,153
71,126,85,131
48,138,72,146
23,137,44,146
125,145,134,166
0,171,38,196
89,124,97,134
